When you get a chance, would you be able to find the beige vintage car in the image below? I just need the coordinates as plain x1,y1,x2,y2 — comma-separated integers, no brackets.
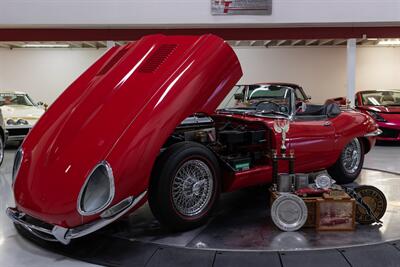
0,91,45,143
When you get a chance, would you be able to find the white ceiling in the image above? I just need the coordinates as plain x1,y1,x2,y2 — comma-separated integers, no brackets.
0,38,397,49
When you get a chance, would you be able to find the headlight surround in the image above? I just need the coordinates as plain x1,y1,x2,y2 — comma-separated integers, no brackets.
77,161,115,216
7,119,16,125
12,149,23,186
17,119,28,125
367,111,386,122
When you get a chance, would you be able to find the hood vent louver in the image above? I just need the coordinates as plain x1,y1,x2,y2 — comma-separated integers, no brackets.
97,48,128,76
139,44,177,73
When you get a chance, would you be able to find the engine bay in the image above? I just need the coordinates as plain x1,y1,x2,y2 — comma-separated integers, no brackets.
165,115,271,172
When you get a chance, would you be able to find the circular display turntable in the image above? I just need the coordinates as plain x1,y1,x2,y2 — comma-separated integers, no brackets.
14,169,400,267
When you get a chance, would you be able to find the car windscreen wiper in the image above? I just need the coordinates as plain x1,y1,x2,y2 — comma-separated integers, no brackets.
255,110,289,117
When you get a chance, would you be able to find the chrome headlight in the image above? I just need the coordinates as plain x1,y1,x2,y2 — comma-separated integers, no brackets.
12,149,23,186
7,119,16,125
77,161,115,216
17,119,28,125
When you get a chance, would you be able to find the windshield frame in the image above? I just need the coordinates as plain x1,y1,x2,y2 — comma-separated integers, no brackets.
218,86,296,119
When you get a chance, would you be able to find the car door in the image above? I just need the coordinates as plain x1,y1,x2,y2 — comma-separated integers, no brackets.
288,115,336,172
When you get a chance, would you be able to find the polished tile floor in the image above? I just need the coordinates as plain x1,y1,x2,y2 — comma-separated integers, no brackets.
0,145,399,266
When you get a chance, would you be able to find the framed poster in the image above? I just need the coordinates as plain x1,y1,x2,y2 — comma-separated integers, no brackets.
316,199,355,231
211,0,272,15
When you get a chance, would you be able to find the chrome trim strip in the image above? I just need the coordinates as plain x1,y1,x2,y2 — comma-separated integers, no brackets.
364,129,383,137
6,191,147,245
23,225,59,242
7,136,27,141
100,196,134,219
77,160,115,216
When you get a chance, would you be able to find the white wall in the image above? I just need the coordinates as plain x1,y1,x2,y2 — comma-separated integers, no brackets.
0,0,400,27
357,47,400,91
0,48,104,104
236,46,400,103
0,46,400,105
235,47,347,103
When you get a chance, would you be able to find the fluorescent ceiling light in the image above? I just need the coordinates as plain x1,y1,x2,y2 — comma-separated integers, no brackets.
378,39,400,46
23,43,70,48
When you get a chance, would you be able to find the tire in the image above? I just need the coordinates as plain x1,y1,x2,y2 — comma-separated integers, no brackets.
148,141,221,231
328,137,364,184
0,137,4,166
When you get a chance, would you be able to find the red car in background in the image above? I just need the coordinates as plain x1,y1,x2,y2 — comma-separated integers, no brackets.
327,90,400,141
7,34,380,245
356,90,400,141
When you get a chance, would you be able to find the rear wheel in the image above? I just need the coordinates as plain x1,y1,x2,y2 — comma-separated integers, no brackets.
328,138,364,184
148,142,220,231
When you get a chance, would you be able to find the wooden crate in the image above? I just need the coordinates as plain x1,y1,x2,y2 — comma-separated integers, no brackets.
270,190,322,228
323,190,351,200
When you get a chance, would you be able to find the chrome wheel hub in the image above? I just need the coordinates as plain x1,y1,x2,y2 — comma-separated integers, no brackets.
341,138,362,174
172,159,214,217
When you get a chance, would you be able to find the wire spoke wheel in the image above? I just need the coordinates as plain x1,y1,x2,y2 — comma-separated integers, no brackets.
341,138,362,174
171,159,214,217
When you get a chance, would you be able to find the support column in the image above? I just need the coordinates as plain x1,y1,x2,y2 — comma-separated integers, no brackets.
106,41,115,48
347,39,356,107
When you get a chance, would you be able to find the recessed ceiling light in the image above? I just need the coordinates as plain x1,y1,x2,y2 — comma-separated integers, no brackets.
23,43,70,48
378,39,400,46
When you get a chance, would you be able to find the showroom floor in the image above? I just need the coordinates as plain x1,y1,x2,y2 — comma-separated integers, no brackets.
0,145,399,267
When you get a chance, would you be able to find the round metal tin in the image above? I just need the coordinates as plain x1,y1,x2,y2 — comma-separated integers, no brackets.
271,193,308,231
355,185,387,224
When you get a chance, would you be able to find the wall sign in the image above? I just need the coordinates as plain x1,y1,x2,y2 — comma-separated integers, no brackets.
211,0,272,15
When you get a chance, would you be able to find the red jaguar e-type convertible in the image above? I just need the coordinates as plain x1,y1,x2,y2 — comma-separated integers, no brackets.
327,90,400,141
7,34,380,244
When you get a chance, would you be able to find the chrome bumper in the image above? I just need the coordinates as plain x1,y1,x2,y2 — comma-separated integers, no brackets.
7,135,26,142
7,191,146,245
364,129,383,137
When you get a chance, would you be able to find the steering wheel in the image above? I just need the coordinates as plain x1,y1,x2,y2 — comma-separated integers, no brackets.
296,101,307,113
255,100,281,109
255,100,290,114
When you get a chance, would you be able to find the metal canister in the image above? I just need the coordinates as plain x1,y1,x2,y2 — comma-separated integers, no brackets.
295,173,309,190
277,173,295,192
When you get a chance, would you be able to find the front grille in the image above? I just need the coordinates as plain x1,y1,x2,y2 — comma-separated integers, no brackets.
380,127,399,138
8,128,29,136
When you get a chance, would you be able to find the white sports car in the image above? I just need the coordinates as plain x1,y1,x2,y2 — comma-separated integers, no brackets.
0,92,45,142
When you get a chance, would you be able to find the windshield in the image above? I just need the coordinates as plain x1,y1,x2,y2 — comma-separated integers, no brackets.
248,84,292,100
360,91,400,106
0,93,34,107
218,84,293,117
